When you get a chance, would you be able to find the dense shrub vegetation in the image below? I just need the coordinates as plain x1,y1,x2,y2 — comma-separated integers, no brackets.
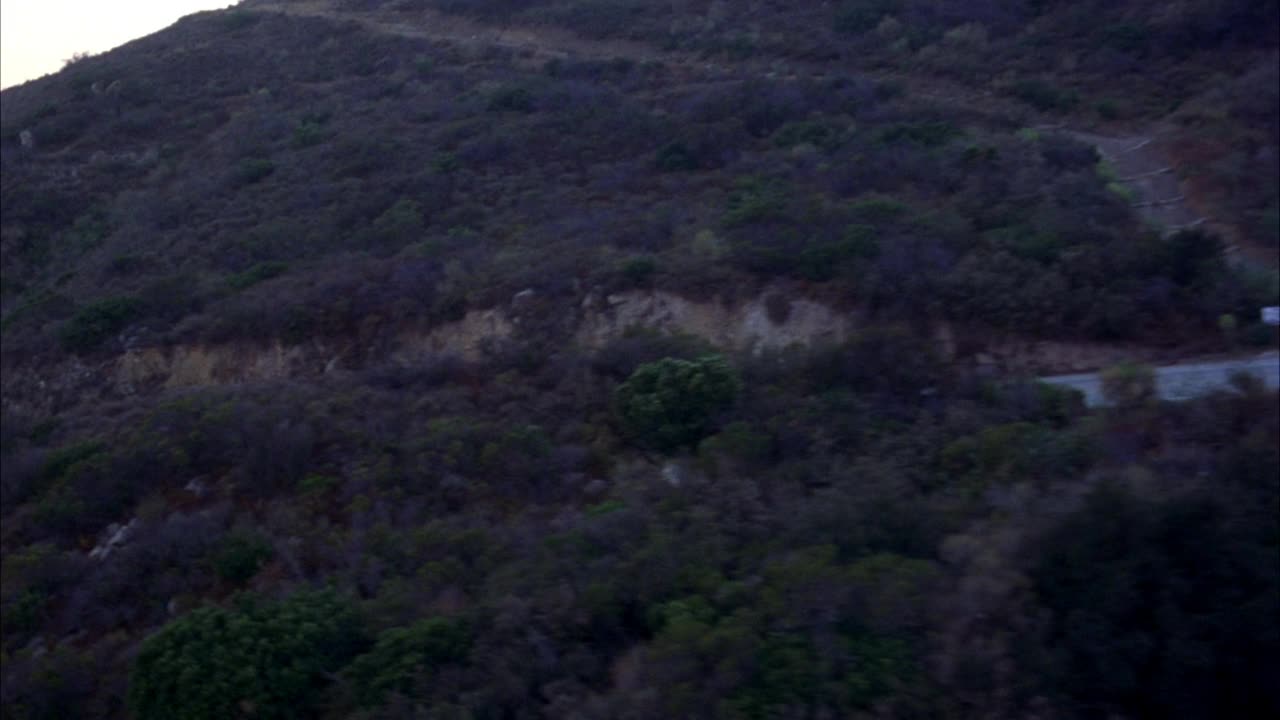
0,1,1276,719
1,338,1275,719
2,1,1276,356
615,355,741,451
129,591,365,720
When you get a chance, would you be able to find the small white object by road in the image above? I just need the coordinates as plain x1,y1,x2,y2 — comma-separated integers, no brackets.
1039,352,1280,407
1263,307,1280,326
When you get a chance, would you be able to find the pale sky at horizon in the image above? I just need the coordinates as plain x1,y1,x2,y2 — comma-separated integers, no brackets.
1,0,235,90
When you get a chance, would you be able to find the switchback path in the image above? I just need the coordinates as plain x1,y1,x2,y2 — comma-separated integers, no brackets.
1068,131,1201,232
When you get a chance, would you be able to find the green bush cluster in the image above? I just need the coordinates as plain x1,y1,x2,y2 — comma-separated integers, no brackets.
291,120,327,149
235,157,276,185
487,85,534,113
615,354,741,451
212,530,274,585
129,591,365,720
58,296,141,352
344,617,471,707
655,140,701,171
796,224,880,281
877,120,959,147
833,0,900,35
618,254,657,284
226,261,288,290
773,120,846,152
358,197,425,249
723,177,791,228
1009,78,1079,112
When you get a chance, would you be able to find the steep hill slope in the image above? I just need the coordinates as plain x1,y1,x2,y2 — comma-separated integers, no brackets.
1,3,1277,720
3,1,1275,381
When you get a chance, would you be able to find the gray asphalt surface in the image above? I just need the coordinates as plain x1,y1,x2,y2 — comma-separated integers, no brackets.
1039,352,1280,406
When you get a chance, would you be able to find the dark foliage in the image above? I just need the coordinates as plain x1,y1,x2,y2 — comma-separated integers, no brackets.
1031,482,1280,718
57,297,141,353
129,591,365,720
0,2,1277,719
614,355,742,452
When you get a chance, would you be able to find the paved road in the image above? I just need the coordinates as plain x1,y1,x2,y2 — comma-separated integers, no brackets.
1039,352,1280,406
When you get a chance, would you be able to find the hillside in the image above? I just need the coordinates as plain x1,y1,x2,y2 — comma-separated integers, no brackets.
1,2,1278,719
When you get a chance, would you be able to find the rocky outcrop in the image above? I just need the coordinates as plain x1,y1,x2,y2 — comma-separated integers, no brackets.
2,292,858,415
112,307,517,391
3,308,517,416
0,287,1192,417
576,290,853,353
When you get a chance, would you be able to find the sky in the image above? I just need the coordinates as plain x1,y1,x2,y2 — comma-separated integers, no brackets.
1,0,234,89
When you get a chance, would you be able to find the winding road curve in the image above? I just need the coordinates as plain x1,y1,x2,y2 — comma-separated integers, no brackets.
1039,352,1280,406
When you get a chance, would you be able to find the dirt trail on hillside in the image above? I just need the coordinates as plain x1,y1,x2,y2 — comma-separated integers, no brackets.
254,0,650,66
1071,128,1274,268
248,0,1027,118
249,2,1221,242
1068,131,1202,231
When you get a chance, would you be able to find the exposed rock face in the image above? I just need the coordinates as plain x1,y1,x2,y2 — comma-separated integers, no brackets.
0,289,1175,417
3,308,518,416
117,341,313,391
391,308,515,365
577,290,852,353
89,518,137,560
112,308,517,391
4,291,859,414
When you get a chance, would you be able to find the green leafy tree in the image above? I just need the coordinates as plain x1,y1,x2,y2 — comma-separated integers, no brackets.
615,355,742,452
1031,483,1280,718
1162,228,1224,287
128,590,365,720
212,530,273,585
655,140,701,171
343,616,471,707
362,197,424,249
58,297,140,352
